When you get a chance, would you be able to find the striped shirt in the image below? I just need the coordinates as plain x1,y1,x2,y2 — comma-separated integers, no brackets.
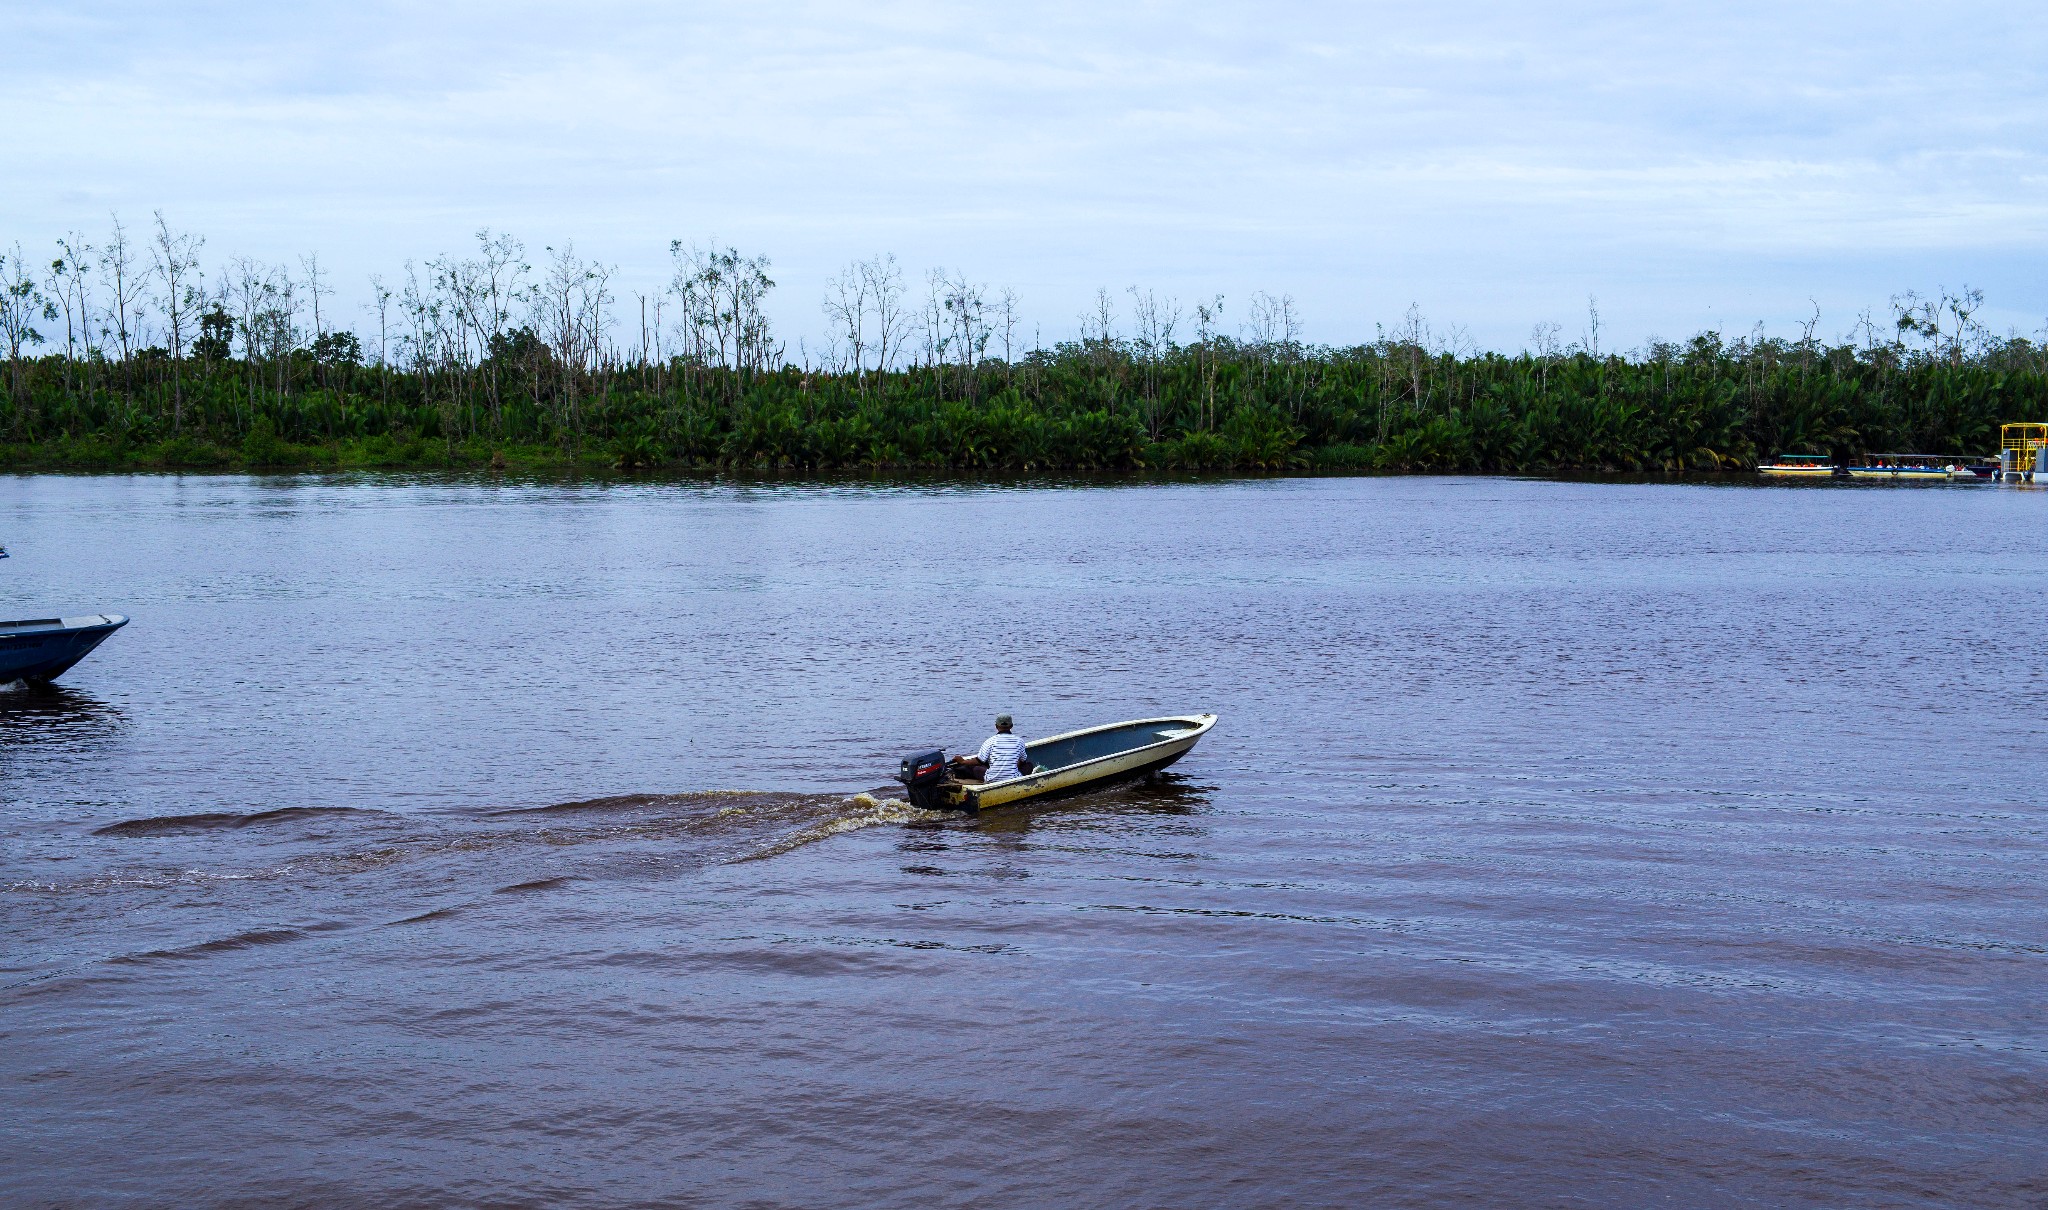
977,732,1028,781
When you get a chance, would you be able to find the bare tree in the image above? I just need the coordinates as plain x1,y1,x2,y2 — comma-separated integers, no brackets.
366,273,394,411
1243,290,1304,412
582,259,615,390
1,244,53,406
822,253,911,385
940,270,991,393
1126,286,1181,406
100,213,148,375
647,289,666,391
1127,287,1181,357
668,241,774,385
995,286,1020,366
822,259,872,380
1942,286,1988,364
718,247,771,371
225,256,273,420
1389,303,1433,412
1796,298,1822,376
1076,287,1122,413
300,252,330,345
1244,293,1278,353
400,258,461,438
1529,320,1566,391
1584,294,1602,360
1081,287,1119,350
1244,290,1300,364
423,255,473,428
1848,308,1883,361
366,274,393,368
255,267,301,410
43,233,94,397
635,292,652,382
1890,288,1983,364
864,254,907,372
474,230,527,356
150,212,204,429
666,242,711,379
1193,294,1223,431
436,229,528,429
213,256,300,423
920,268,950,371
538,243,614,431
47,234,97,397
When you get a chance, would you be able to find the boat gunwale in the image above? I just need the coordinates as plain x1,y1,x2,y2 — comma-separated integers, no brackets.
0,614,127,635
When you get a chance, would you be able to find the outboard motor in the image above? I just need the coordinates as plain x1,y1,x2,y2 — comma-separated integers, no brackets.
897,749,950,810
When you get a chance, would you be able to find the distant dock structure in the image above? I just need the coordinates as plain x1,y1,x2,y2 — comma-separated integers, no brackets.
2001,423,2048,483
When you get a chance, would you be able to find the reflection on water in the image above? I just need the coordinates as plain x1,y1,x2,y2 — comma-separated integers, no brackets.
964,773,1214,836
3,473,2047,1208
1089,771,1214,814
0,682,123,745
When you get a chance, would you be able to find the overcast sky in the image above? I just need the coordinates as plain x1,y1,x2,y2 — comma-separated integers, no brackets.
6,0,2045,353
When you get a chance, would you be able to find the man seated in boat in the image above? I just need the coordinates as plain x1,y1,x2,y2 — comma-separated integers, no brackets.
948,714,1034,783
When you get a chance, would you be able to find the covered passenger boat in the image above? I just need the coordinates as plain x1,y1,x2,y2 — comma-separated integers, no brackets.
1846,454,1965,481
896,714,1218,812
1757,454,1840,478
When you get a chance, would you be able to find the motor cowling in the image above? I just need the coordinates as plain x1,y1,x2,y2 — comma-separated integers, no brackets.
897,749,949,809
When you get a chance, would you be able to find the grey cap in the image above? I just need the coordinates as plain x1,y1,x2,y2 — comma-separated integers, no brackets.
995,713,1013,728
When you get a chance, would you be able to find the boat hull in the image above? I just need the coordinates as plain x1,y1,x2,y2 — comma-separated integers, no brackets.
0,615,127,683
934,714,1217,812
1847,468,1950,480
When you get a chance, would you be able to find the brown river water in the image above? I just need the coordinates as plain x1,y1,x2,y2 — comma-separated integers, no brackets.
1,473,2043,1207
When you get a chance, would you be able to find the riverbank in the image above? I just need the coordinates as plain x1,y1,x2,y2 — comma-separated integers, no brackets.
0,433,1778,480
0,432,1726,476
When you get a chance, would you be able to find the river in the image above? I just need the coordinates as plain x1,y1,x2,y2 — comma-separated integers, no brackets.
2,472,2043,1206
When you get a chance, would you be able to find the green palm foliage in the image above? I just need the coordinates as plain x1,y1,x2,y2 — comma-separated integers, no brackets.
1,333,2043,473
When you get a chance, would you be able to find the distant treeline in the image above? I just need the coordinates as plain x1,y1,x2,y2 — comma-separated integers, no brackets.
1,217,2042,473
1,337,2042,475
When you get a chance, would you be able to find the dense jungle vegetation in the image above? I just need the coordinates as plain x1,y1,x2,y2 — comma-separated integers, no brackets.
2,219,2041,475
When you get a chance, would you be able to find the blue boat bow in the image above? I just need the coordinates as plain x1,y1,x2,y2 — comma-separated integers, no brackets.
0,615,128,684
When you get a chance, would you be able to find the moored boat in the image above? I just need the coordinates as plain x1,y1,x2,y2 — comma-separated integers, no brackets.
1757,455,1839,478
1847,454,1958,481
897,714,1218,812
0,615,128,684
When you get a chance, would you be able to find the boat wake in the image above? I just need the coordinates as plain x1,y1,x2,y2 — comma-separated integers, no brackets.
19,789,956,899
731,792,954,862
92,806,387,837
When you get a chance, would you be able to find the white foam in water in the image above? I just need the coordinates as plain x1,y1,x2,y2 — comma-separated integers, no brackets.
734,792,952,861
